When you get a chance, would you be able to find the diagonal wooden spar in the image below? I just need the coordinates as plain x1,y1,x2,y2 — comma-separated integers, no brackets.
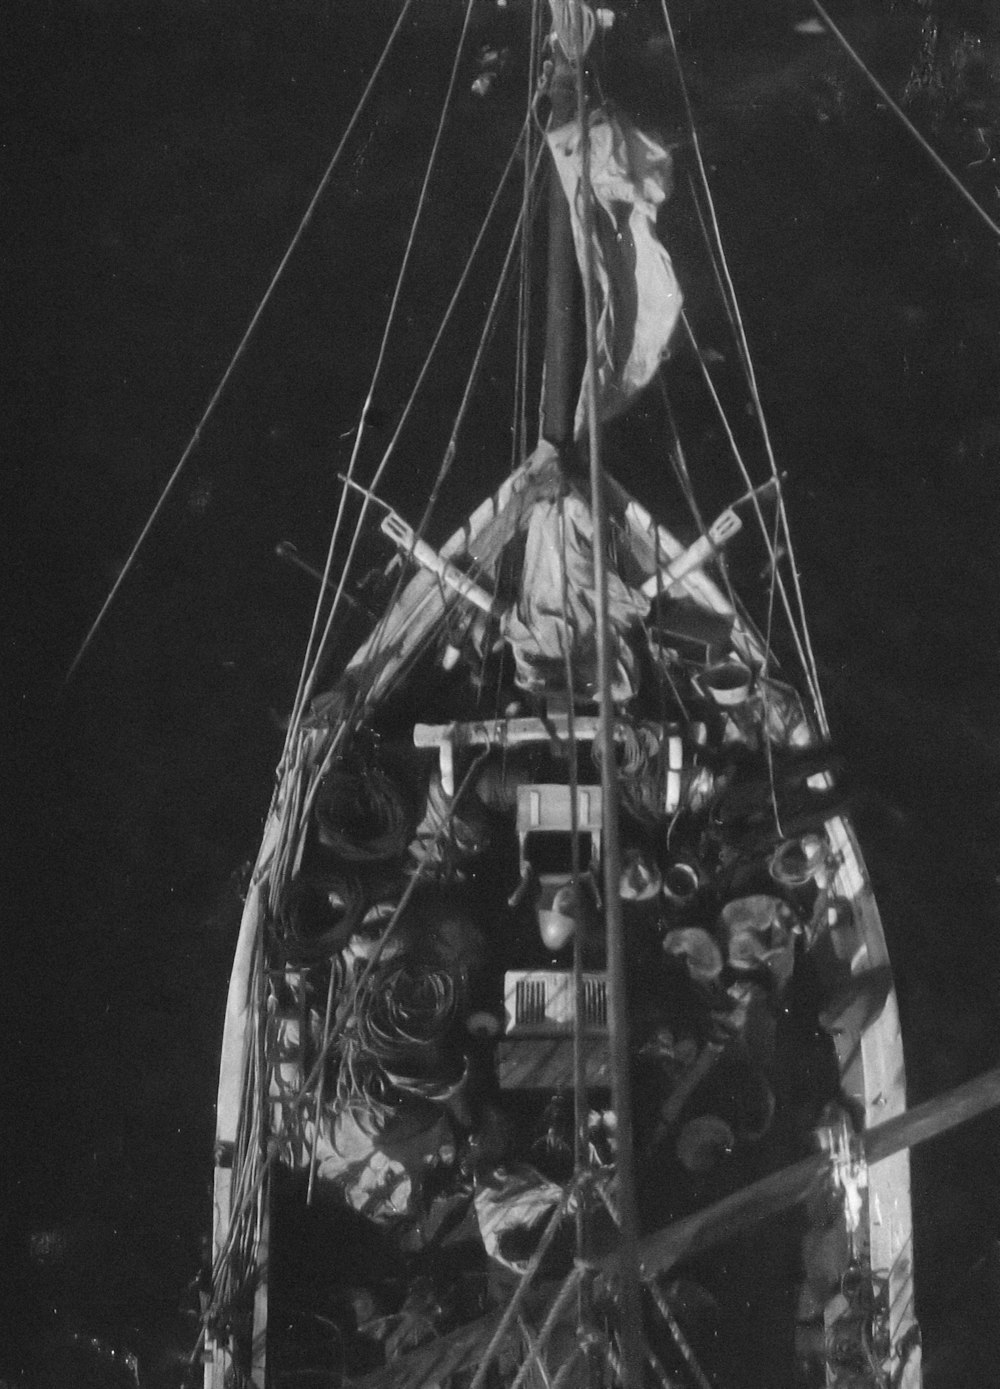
596,1064,1000,1283
344,1066,1000,1389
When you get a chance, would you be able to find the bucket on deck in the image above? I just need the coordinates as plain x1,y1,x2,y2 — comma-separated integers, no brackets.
661,859,701,911
697,660,753,708
662,926,724,983
620,850,662,902
770,833,827,889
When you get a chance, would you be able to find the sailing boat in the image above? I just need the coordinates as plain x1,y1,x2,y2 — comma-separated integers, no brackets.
200,3,922,1385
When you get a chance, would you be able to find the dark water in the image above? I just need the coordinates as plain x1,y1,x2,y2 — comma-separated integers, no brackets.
5,0,1000,1384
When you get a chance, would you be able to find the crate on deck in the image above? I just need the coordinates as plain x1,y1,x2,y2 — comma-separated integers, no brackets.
497,969,611,1091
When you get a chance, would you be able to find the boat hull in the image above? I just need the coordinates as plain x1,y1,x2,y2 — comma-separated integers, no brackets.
203,455,919,1388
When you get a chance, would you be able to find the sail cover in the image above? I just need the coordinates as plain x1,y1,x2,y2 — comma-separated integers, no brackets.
547,110,682,430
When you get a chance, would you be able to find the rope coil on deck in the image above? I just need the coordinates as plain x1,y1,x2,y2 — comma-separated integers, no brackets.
335,957,465,1118
270,872,366,963
314,767,413,862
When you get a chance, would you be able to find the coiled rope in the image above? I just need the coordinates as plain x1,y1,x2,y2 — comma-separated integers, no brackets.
335,958,462,1120
590,721,660,779
270,871,366,964
313,766,412,862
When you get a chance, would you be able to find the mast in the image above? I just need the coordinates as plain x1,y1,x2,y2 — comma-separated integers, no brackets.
541,7,646,1385
541,35,580,447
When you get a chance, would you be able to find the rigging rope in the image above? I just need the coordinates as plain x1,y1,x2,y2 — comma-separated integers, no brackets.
677,312,821,694
685,171,749,376
286,132,548,827
284,123,544,780
270,870,366,962
306,943,341,1203
657,0,829,734
278,524,504,904
650,388,765,694
467,1184,588,1389
648,1278,714,1389
282,0,479,750
63,0,420,686
512,0,545,471
260,39,539,913
554,490,592,1288
508,1267,588,1389
676,316,743,504
415,149,543,539
261,130,546,913
811,0,1000,243
372,129,545,552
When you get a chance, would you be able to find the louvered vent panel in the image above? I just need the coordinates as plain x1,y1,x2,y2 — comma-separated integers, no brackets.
504,971,609,1036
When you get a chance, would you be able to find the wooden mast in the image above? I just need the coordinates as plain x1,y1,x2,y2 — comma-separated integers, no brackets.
540,6,646,1384
540,25,580,448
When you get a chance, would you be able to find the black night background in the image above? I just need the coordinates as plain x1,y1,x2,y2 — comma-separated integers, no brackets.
4,1,1000,1384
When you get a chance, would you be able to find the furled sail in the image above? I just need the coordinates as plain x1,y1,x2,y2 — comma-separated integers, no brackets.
547,109,682,430
500,491,649,702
